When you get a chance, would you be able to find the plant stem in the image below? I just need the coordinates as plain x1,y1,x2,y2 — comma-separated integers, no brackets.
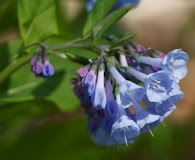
47,43,99,54
0,55,32,85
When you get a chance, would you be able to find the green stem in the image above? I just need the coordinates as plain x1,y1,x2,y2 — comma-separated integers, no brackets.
0,55,32,85
47,43,99,54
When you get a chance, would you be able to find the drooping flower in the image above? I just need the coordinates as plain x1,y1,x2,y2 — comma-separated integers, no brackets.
128,68,178,103
111,95,140,146
30,48,54,77
82,69,97,95
42,60,54,77
138,49,189,82
109,66,145,108
131,102,163,134
91,68,106,109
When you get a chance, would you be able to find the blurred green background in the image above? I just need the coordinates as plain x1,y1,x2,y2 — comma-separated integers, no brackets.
0,0,195,160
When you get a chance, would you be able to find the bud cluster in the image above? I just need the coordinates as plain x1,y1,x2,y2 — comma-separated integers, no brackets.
30,47,54,77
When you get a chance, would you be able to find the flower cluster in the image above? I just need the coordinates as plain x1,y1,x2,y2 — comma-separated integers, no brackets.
30,47,54,77
87,0,140,12
72,40,189,146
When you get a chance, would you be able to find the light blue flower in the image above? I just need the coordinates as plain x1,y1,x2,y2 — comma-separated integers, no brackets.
128,68,175,103
132,102,163,134
119,81,145,107
91,69,106,109
144,70,173,103
143,82,184,118
111,95,140,145
82,70,97,95
109,66,145,108
161,49,189,82
138,49,189,82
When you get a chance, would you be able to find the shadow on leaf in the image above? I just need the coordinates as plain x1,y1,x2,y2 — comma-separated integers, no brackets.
32,70,66,97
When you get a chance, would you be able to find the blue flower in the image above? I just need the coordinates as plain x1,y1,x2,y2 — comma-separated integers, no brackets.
111,95,140,145
132,102,163,134
144,70,173,103
161,49,189,82
138,49,189,82
104,79,118,119
86,0,140,12
82,70,97,95
109,66,145,108
128,68,176,103
91,69,106,109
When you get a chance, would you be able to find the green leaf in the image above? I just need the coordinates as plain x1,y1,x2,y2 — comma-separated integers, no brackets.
93,5,132,43
17,0,59,45
111,33,136,48
0,39,81,111
83,0,117,36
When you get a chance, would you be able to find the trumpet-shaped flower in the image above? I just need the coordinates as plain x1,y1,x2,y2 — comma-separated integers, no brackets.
111,95,140,145
138,49,189,82
91,70,106,109
82,70,97,95
109,66,145,108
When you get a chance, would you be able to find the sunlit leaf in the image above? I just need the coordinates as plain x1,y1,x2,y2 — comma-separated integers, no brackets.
83,0,117,36
93,5,132,43
17,0,59,45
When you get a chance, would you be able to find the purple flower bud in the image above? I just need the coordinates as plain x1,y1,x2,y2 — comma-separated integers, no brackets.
30,49,54,78
31,62,43,75
76,66,89,78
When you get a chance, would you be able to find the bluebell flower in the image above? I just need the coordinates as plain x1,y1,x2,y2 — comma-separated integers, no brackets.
144,71,173,103
82,70,97,95
132,102,163,134
128,68,176,103
111,95,140,146
91,69,106,109
72,40,188,146
138,49,189,82
86,0,140,12
104,79,118,119
109,66,145,108
143,82,184,118
161,49,189,82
